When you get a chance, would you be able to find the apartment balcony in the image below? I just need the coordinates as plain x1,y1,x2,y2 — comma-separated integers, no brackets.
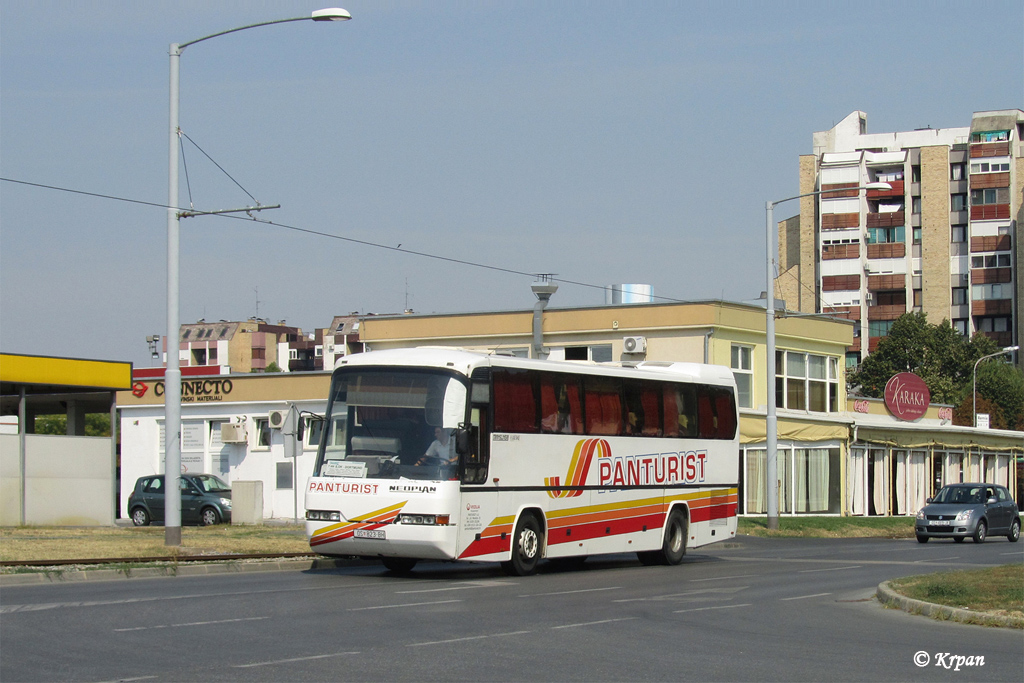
848,337,862,352
972,299,1013,316
822,243,860,260
867,303,907,321
820,182,860,198
821,213,860,230
970,172,1010,190
867,274,905,291
866,180,904,198
822,274,861,291
866,243,905,259
970,141,1010,157
288,358,323,372
826,305,860,321
979,330,1013,347
970,235,1012,253
866,211,904,228
970,204,1010,220
972,267,1013,284
867,336,883,352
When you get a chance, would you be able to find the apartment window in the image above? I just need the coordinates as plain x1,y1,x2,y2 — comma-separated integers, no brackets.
911,165,921,182
866,226,905,244
845,352,860,370
191,348,207,365
976,317,1011,332
970,161,1010,173
209,348,217,364
276,461,293,489
564,344,613,362
953,319,969,336
912,289,922,307
971,252,1011,269
731,344,753,409
970,130,1009,143
952,288,968,305
911,197,922,214
950,164,965,180
288,349,298,360
253,418,271,450
303,416,324,449
774,350,839,413
972,283,1012,300
951,225,967,243
970,188,1010,205
868,320,895,337
875,290,906,306
950,194,967,211
912,227,921,244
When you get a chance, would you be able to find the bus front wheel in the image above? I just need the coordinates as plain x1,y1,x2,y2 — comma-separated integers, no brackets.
638,509,687,566
502,515,542,576
382,557,418,574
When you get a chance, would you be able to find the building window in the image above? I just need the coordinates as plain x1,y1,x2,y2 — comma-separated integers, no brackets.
972,283,1012,301
976,317,1010,332
953,318,969,336
868,320,895,337
951,225,966,243
303,416,324,449
276,461,293,489
970,130,1009,143
731,344,753,409
950,194,967,211
845,352,860,370
564,344,613,362
911,165,921,182
970,161,1010,173
775,350,839,413
911,197,922,214
912,227,921,244
875,290,906,306
952,288,968,305
866,226,905,244
253,418,271,450
912,289,922,307
971,252,1011,269
950,164,965,180
970,188,1010,206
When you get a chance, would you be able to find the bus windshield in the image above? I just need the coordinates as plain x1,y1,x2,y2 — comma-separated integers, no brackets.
313,369,468,481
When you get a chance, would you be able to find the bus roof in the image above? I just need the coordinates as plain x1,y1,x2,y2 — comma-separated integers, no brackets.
334,347,735,387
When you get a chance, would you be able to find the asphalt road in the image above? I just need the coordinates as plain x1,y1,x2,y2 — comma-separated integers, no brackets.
2,536,1022,682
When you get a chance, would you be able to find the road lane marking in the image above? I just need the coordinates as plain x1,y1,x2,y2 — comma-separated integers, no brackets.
519,587,620,597
397,580,514,594
780,592,832,601
348,599,462,611
409,631,531,646
689,574,756,582
551,617,637,629
235,652,360,668
114,616,267,632
913,556,959,563
613,586,748,603
674,603,751,613
797,565,861,573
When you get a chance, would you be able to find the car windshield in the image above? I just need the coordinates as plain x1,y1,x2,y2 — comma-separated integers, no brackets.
191,475,230,493
932,485,984,504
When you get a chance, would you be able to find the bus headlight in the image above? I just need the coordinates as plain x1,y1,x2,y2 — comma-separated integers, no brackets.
306,510,342,522
397,514,450,526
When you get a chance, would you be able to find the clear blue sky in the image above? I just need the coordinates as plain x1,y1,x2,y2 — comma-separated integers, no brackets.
2,1,1021,366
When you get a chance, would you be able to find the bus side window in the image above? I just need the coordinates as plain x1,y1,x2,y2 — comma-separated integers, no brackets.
461,407,489,485
493,369,538,433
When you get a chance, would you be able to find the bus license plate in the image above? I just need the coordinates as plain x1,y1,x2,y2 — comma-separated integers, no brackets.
354,528,386,540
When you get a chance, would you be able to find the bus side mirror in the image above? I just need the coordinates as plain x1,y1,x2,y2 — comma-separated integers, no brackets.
455,425,471,455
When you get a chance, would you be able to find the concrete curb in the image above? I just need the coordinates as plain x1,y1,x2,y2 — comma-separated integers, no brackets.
0,557,360,587
876,581,1023,629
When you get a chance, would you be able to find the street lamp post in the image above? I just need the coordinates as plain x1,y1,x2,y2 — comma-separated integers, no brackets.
164,8,350,546
972,345,1019,428
764,182,890,530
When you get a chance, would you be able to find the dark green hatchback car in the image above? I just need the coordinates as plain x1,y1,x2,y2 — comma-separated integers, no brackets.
127,474,232,527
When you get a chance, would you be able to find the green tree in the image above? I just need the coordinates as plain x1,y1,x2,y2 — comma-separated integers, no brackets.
953,360,1024,430
847,312,1000,405
33,413,111,436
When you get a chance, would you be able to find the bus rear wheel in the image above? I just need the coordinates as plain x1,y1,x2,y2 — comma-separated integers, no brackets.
638,509,687,566
502,515,542,576
382,557,418,574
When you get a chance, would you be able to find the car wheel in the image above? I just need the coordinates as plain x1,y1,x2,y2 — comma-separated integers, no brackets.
501,514,542,576
381,557,417,574
953,536,965,543
200,507,220,526
1008,518,1020,543
916,534,929,543
972,520,987,544
131,507,150,527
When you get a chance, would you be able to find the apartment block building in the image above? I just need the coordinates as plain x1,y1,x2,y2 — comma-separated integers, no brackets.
778,109,1022,368
173,319,302,374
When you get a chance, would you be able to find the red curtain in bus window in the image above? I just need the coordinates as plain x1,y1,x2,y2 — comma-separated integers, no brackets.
586,384,622,436
714,392,736,439
697,392,715,439
540,378,558,433
493,370,538,433
565,382,583,434
640,387,662,436
663,386,680,437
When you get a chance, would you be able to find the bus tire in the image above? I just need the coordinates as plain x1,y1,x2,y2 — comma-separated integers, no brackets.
502,514,542,576
639,509,687,566
382,557,417,574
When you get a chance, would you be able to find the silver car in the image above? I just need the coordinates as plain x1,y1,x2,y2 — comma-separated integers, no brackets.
915,483,1020,543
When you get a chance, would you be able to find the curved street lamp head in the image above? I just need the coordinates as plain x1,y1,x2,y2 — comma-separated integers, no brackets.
312,8,352,21
863,182,892,191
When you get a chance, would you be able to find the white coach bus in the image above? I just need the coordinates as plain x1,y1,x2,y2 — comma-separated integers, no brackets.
305,348,739,575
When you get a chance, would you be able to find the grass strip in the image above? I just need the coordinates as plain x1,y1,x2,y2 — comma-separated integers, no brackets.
738,515,914,538
889,565,1024,617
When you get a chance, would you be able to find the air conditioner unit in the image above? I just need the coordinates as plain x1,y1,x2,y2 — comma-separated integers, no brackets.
623,336,647,354
268,409,288,430
220,423,247,444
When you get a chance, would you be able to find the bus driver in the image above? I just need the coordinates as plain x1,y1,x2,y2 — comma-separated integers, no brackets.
417,427,456,465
